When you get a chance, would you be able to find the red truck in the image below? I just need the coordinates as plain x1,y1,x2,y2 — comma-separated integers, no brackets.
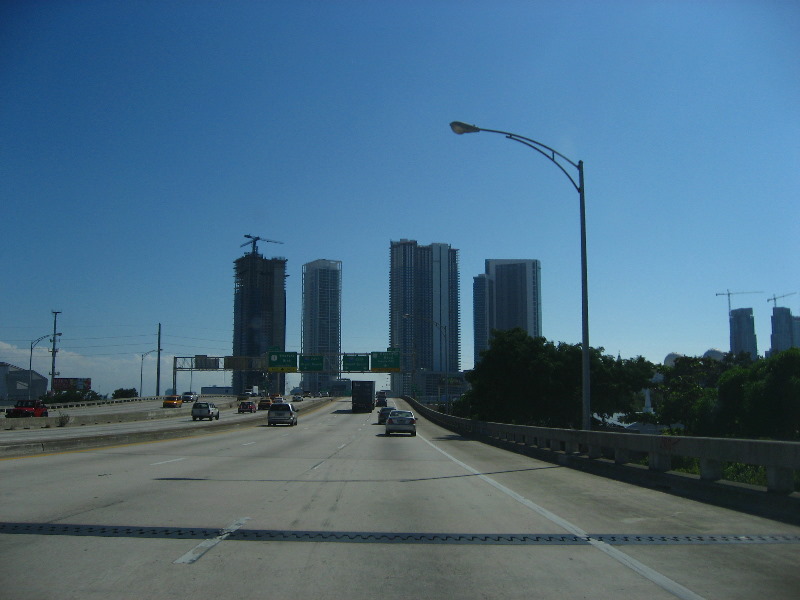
5,399,49,418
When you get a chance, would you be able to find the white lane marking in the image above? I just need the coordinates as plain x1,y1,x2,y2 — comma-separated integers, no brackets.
419,435,705,600
242,442,256,446
174,517,250,565
150,458,186,466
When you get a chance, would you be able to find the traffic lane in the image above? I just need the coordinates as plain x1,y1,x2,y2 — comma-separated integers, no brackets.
0,400,349,525
0,536,678,600
404,401,800,599
0,403,683,600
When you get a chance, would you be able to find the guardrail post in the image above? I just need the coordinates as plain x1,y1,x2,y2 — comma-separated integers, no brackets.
766,466,794,494
700,458,723,482
648,452,671,472
614,448,629,465
565,437,579,455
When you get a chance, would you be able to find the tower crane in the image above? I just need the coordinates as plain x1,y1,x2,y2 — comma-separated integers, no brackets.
767,292,797,307
241,234,283,256
715,289,762,314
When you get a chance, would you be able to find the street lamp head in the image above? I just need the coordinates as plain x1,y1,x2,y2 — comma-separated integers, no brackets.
450,121,480,135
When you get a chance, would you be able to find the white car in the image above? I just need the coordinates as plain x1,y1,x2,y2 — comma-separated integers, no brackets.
385,410,416,436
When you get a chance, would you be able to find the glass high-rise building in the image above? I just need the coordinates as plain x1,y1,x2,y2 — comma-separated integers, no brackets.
730,307,757,360
474,259,542,364
232,248,287,395
770,306,794,355
301,259,342,394
389,239,460,398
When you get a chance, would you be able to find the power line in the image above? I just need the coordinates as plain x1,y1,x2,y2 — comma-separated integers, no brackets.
164,335,232,344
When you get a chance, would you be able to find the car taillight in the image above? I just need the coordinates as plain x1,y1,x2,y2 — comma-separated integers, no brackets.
386,418,394,424
410,418,416,424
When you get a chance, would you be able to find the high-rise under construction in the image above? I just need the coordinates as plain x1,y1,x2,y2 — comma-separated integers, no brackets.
232,243,287,395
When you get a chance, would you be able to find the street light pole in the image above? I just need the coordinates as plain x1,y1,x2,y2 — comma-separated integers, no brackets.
450,121,591,430
29,333,56,400
50,310,61,393
140,350,157,398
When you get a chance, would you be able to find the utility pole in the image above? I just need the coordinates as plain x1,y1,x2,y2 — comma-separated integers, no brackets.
49,311,61,392
156,323,162,396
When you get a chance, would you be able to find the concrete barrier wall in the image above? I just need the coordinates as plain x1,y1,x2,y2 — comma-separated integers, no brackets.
403,397,800,497
1,396,240,429
0,396,337,458
0,394,239,414
0,395,163,413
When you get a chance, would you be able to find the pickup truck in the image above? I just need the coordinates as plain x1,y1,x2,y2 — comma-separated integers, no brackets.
5,399,49,418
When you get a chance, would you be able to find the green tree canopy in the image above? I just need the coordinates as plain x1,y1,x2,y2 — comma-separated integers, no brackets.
459,328,654,429
46,389,102,403
655,349,799,440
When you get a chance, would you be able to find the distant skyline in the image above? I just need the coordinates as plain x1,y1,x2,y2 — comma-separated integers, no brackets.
2,1,798,395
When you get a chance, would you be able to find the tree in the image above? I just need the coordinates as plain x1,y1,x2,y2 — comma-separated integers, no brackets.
463,328,655,429
592,353,654,425
112,388,138,399
655,349,799,440
46,389,102,403
717,349,800,440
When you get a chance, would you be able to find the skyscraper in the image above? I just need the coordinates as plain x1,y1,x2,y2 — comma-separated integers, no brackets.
770,306,794,355
301,259,342,394
389,239,460,398
232,247,287,394
730,307,757,360
473,274,491,361
474,259,542,363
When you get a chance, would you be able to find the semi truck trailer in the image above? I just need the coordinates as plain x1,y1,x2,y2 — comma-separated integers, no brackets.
351,380,375,413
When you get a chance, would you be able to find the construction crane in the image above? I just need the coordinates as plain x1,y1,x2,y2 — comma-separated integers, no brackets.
767,292,797,307
241,234,283,256
715,289,762,314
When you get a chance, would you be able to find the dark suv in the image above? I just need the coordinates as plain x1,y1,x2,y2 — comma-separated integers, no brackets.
377,406,396,424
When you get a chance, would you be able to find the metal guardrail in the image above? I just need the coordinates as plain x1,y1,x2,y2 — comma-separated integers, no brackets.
404,397,800,495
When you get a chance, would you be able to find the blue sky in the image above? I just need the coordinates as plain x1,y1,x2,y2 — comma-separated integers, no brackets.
2,1,798,396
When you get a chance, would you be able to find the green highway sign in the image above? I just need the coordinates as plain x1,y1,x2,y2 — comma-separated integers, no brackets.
299,355,324,372
342,354,370,372
371,351,400,372
268,351,297,372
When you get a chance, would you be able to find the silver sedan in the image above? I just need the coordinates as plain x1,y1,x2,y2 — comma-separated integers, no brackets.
384,410,416,436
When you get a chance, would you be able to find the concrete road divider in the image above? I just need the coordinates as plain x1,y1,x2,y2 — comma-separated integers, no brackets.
0,396,338,457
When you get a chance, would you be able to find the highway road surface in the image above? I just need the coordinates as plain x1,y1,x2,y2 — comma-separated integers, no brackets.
1,398,798,599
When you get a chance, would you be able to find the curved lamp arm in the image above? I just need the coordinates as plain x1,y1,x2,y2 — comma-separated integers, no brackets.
450,121,582,193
